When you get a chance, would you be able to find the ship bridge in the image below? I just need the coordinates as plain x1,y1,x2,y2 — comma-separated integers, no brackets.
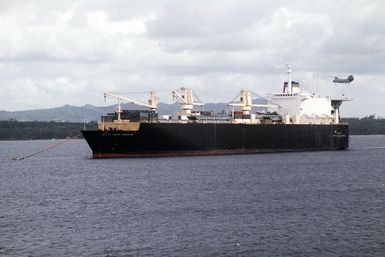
268,65,336,125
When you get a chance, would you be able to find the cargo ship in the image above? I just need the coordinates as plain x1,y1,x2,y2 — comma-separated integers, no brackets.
82,66,349,158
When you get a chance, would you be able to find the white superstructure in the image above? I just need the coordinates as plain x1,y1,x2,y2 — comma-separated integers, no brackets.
268,65,338,125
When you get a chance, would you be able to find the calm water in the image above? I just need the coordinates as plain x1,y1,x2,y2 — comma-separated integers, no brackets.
1,136,385,257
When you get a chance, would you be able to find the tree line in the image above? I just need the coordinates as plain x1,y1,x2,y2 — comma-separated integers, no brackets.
342,116,385,135
0,118,384,140
0,120,97,140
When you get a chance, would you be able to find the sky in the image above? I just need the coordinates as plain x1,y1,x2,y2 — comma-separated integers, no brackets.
0,0,384,117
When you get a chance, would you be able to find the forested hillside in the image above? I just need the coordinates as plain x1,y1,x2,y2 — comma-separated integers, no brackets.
343,116,385,135
0,120,97,140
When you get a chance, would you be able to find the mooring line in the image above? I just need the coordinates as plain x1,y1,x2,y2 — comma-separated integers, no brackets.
14,133,82,161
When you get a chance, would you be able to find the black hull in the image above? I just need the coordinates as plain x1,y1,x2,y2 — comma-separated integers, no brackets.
81,123,349,158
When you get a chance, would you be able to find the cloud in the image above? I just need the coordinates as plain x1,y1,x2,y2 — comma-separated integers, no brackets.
0,0,384,117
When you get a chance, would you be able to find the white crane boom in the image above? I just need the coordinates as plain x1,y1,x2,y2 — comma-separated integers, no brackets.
104,91,158,120
172,87,203,114
228,103,278,108
227,89,278,115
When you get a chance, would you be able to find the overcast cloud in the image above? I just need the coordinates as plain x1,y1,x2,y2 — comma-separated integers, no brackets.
0,0,384,117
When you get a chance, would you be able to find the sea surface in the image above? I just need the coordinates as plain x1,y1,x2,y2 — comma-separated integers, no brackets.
1,135,385,257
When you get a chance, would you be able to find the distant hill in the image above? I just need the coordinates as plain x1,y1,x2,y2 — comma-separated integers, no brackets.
0,102,230,122
0,104,108,122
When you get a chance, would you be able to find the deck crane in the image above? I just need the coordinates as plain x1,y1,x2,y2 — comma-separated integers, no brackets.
104,91,158,121
172,87,204,115
228,89,278,115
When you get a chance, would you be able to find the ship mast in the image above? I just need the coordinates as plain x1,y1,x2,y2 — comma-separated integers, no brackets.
285,64,292,94
104,91,158,121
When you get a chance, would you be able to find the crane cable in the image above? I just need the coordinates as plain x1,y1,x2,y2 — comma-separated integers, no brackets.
13,133,82,161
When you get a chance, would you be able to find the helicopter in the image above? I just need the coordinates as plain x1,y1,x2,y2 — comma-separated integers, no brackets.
332,75,354,84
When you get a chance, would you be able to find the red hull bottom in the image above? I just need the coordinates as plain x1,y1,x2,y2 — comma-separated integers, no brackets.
92,148,344,158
